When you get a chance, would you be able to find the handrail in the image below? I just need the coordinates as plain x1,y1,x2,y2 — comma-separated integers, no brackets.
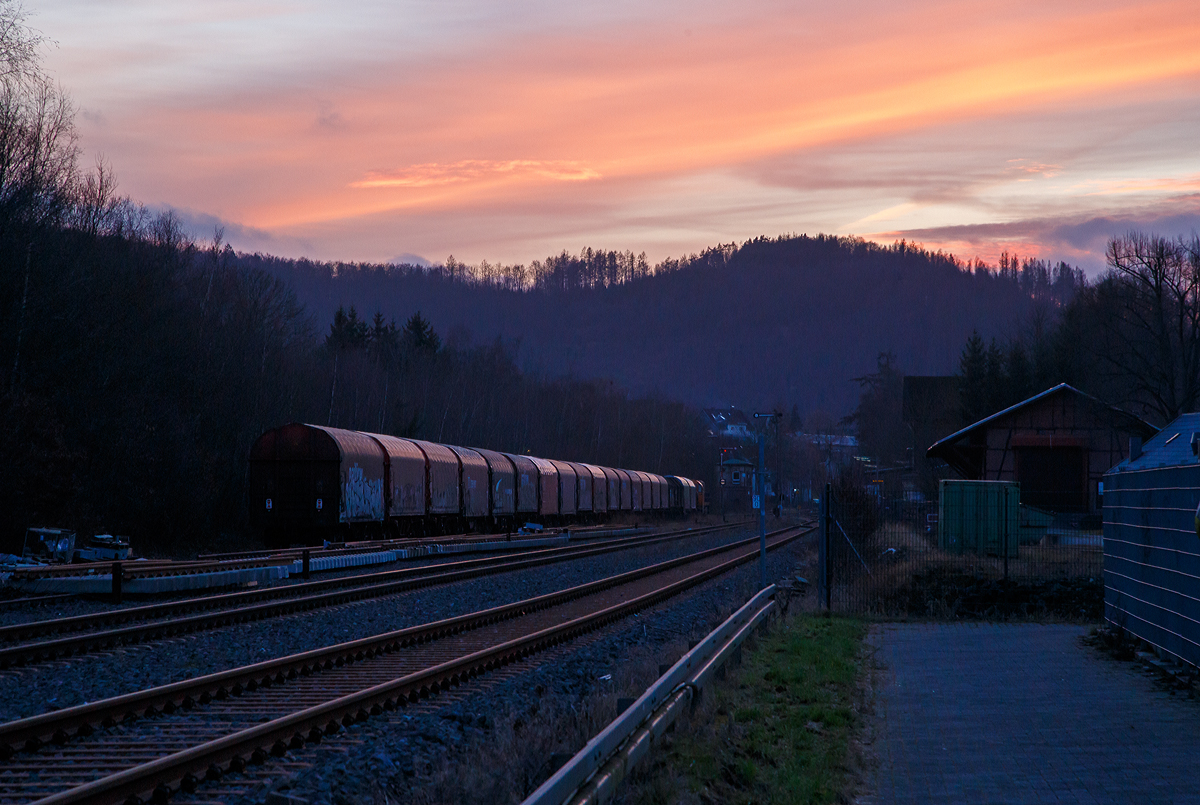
521,585,778,805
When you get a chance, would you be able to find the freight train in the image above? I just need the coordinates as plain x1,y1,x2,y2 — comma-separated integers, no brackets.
249,423,704,546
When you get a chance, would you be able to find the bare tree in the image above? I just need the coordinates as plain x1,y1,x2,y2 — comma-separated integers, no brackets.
1099,232,1200,423
0,2,78,230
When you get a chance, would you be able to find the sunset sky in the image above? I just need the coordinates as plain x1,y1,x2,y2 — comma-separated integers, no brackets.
32,0,1200,272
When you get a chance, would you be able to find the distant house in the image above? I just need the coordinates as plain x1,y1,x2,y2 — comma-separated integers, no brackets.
927,383,1156,513
795,432,858,466
703,408,754,441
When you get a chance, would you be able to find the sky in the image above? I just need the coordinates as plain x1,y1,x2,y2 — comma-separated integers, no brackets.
31,0,1200,272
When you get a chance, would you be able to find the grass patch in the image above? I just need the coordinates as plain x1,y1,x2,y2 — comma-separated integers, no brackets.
617,612,868,805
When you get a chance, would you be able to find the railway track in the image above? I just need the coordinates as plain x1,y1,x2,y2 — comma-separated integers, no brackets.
0,524,809,805
0,521,750,669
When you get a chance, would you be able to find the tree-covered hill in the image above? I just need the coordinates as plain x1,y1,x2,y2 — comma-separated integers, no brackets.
240,236,1083,416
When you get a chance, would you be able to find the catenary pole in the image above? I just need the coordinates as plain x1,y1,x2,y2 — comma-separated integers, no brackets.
758,428,767,588
753,411,780,589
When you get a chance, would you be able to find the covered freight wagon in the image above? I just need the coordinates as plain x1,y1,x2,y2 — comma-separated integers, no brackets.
474,448,517,520
568,462,593,513
411,440,460,515
505,453,540,515
584,464,608,512
550,460,578,515
365,433,427,517
651,474,666,510
527,457,560,517
615,469,632,510
249,423,386,544
448,445,489,520
602,467,620,512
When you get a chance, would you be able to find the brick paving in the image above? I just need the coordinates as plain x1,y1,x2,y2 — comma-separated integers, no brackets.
863,623,1200,805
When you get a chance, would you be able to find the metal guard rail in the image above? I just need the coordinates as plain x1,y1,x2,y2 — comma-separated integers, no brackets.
521,584,778,805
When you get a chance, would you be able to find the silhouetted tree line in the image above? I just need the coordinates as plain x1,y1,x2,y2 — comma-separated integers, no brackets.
241,235,1086,420
956,234,1200,427
318,305,709,477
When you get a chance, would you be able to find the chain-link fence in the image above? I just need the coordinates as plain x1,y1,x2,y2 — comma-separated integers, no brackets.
816,478,1103,619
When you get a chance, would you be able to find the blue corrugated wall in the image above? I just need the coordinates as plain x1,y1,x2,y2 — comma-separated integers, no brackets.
1104,465,1200,665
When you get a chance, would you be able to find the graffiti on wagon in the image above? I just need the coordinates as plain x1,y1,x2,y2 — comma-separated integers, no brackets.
342,463,384,521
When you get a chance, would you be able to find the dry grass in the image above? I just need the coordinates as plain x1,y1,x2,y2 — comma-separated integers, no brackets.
825,520,1103,618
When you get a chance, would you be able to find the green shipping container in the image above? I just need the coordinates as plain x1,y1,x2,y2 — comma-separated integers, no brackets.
938,480,1019,558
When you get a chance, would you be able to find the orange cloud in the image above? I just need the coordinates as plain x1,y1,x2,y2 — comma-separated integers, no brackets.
351,160,600,189
1081,173,1200,196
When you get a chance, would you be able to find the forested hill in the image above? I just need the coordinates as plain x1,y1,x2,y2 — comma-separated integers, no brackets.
238,235,1083,415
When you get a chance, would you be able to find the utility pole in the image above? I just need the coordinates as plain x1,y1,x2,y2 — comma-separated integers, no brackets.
753,411,782,589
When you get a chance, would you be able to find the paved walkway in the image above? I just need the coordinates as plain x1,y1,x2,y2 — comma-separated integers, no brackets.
864,623,1200,805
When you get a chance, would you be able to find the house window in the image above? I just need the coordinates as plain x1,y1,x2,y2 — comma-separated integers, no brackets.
732,471,742,485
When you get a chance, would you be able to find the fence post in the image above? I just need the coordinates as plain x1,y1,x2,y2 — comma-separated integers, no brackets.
821,481,832,612
302,549,311,580
1003,488,1010,582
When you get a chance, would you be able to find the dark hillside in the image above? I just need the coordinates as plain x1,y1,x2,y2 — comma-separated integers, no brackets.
240,236,1079,415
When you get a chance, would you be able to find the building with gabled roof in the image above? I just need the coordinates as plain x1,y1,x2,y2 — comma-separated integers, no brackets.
703,407,754,441
1103,412,1200,668
926,383,1157,513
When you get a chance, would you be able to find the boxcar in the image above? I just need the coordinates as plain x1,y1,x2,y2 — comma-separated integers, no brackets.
666,476,683,510
447,445,489,521
411,440,460,516
650,474,666,510
614,469,632,510
249,423,386,544
365,433,427,517
626,470,643,511
601,467,620,512
584,464,608,513
504,453,540,516
682,477,697,510
550,460,578,516
527,456,560,517
474,448,516,521
567,461,593,513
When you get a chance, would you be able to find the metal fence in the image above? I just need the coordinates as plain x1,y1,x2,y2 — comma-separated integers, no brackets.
817,478,1104,618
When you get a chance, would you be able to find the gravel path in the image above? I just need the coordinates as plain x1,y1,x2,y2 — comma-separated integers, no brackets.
862,622,1200,805
0,525,767,721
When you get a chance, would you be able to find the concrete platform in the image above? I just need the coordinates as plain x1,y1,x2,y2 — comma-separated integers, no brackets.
7,564,292,596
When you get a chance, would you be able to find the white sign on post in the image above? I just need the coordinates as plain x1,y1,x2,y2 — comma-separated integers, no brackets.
752,494,761,509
